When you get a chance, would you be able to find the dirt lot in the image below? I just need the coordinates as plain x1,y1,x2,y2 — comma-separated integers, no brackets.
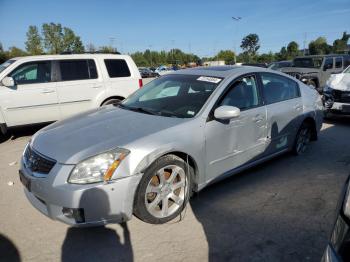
0,118,349,262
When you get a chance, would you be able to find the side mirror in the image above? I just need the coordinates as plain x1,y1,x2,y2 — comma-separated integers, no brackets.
214,106,240,120
1,77,15,87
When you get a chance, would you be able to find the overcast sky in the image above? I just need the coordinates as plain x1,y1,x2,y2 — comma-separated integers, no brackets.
0,0,349,57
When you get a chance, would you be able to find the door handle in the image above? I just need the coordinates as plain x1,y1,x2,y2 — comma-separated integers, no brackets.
92,85,103,89
42,89,55,94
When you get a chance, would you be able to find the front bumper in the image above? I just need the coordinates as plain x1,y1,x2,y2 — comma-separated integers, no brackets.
19,157,142,226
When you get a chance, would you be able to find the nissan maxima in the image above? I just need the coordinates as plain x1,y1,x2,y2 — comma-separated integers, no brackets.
19,66,323,226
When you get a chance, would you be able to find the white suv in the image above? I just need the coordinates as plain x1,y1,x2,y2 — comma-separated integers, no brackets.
0,54,142,137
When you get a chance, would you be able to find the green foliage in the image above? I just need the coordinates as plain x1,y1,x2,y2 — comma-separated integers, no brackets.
216,50,236,65
131,49,199,67
257,52,275,63
0,42,7,63
99,46,117,53
41,23,84,54
333,31,350,53
240,34,260,58
287,41,299,57
309,37,332,55
7,46,27,58
25,26,43,55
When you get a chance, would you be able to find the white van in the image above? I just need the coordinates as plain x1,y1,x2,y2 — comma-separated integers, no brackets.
0,54,142,136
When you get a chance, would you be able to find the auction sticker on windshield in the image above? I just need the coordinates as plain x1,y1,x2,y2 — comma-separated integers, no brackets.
197,76,222,84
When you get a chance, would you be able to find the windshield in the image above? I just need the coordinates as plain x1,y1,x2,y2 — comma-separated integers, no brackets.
0,59,16,74
121,74,222,118
293,57,323,68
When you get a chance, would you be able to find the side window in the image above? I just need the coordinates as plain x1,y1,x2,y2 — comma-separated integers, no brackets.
219,75,259,110
335,57,343,68
9,61,51,85
104,59,131,78
261,73,300,104
344,56,350,67
324,57,334,70
59,60,97,81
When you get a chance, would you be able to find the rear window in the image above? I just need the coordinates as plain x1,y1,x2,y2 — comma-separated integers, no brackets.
59,59,98,81
104,59,131,78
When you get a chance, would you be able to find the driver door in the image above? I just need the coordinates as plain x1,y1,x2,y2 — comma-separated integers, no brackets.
1,60,60,126
205,75,267,182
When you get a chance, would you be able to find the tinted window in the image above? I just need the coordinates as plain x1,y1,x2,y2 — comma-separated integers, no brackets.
324,58,334,70
335,57,343,68
59,59,97,81
105,59,131,78
344,56,350,67
219,75,259,110
261,73,300,104
9,61,51,85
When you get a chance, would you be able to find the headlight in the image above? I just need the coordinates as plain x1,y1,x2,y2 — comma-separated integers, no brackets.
68,148,130,184
344,182,350,218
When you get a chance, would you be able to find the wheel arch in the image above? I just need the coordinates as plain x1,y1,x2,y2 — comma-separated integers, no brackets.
301,116,318,141
100,96,125,106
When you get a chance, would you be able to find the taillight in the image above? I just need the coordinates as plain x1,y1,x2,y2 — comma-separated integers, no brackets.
139,79,143,88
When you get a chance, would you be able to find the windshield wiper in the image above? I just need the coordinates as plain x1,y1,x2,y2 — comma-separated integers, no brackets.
158,110,182,118
118,104,157,116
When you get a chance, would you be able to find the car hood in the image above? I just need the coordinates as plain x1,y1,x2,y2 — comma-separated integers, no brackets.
281,67,319,74
31,106,185,164
327,73,350,91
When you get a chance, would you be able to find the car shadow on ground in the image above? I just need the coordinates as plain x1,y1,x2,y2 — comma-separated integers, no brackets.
0,234,21,262
190,122,349,262
61,188,134,262
0,123,48,143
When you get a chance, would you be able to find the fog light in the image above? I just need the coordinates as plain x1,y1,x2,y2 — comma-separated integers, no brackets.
62,207,85,223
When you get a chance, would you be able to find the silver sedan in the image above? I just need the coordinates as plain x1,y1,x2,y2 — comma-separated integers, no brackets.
19,66,323,226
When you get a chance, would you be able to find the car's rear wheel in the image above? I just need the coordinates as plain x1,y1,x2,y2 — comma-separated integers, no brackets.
133,154,192,224
101,98,122,106
293,122,312,155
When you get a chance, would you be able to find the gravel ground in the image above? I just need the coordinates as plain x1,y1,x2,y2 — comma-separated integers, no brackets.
0,118,349,262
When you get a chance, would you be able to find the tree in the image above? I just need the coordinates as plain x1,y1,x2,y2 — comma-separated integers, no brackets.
287,41,299,58
240,34,260,59
25,25,43,55
86,43,96,52
333,31,350,53
41,23,84,54
309,37,332,55
7,46,27,58
99,46,117,53
257,52,275,63
0,42,7,63
42,23,64,54
216,50,235,65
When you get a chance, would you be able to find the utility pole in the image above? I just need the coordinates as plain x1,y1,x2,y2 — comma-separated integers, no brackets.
303,32,307,55
232,16,242,64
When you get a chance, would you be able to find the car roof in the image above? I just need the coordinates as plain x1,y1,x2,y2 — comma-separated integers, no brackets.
172,65,271,78
295,54,349,59
12,53,131,61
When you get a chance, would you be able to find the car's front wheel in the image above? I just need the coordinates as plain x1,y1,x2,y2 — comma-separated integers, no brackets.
293,122,312,155
133,154,192,224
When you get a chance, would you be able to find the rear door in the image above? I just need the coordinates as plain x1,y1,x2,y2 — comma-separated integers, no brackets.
55,59,103,118
258,72,302,155
205,74,268,181
1,60,60,126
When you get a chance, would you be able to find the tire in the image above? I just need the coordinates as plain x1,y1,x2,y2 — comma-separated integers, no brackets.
293,122,312,155
101,98,122,106
308,80,317,89
133,154,193,224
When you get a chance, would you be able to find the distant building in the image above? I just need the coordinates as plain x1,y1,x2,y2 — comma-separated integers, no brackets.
203,60,225,66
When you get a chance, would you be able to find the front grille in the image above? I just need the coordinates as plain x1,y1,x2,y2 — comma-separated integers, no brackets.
284,72,302,80
333,90,350,103
24,146,56,174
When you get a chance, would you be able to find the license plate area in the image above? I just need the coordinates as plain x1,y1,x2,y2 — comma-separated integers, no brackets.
19,170,31,192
